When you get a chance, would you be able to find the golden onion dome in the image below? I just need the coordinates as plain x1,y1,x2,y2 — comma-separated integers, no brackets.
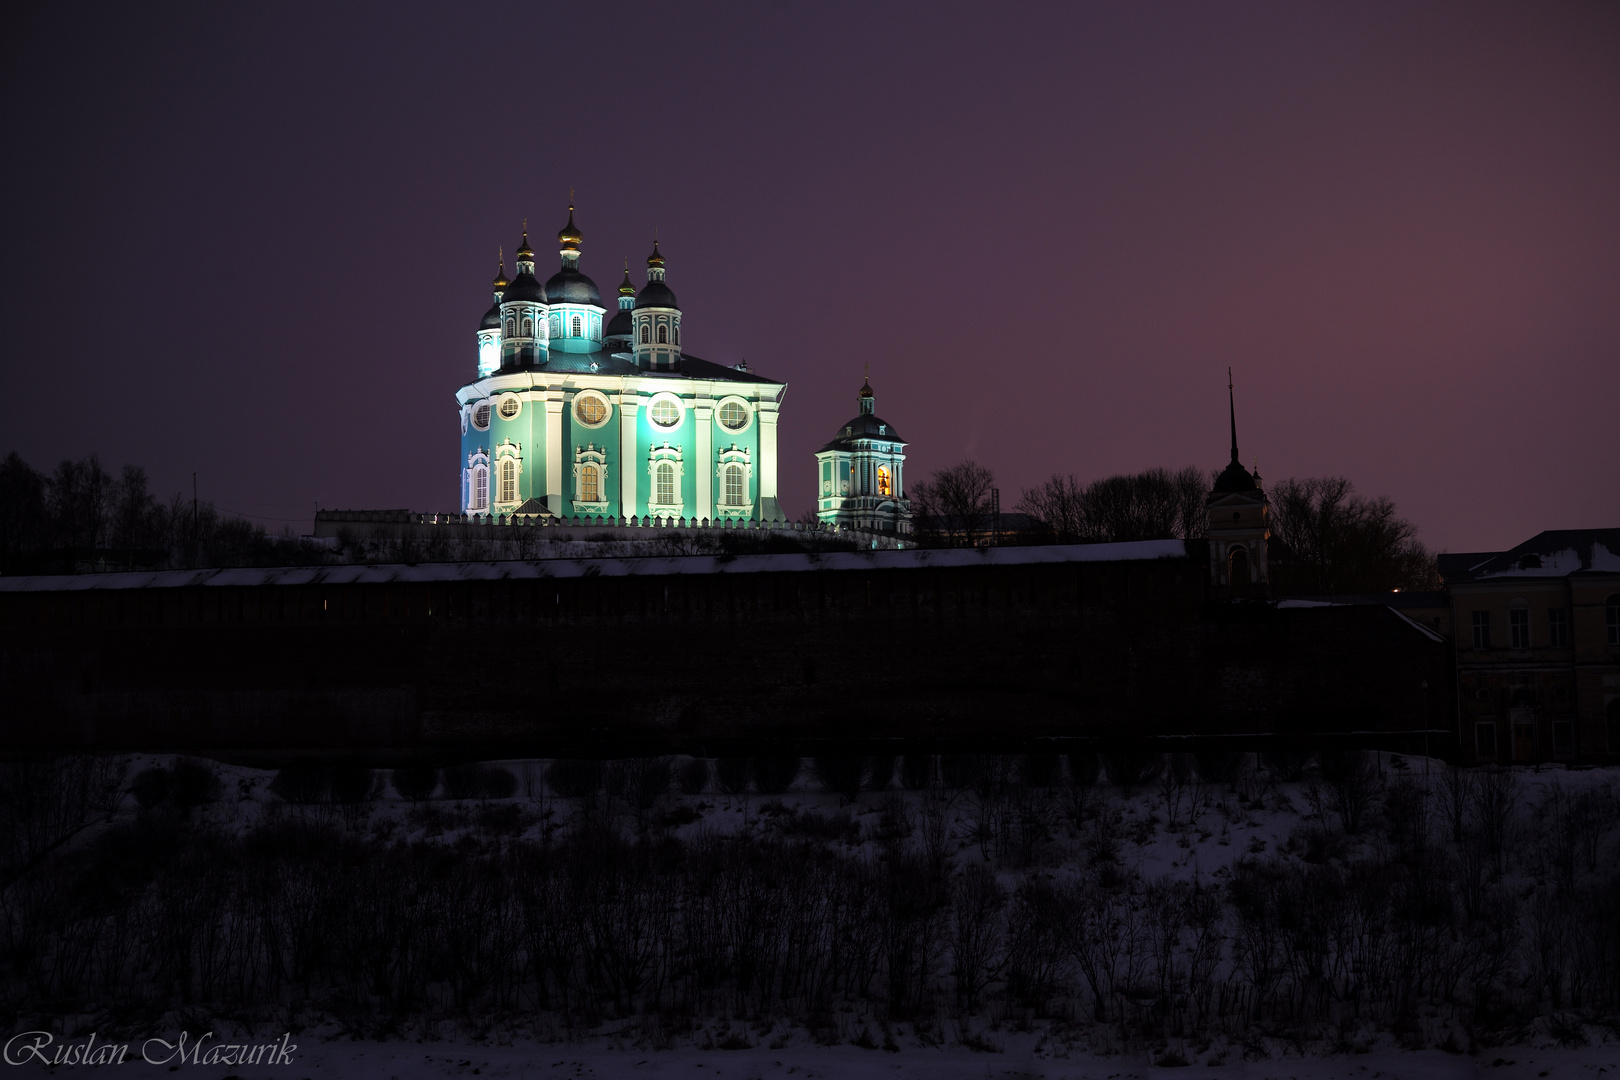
557,204,582,251
619,259,635,296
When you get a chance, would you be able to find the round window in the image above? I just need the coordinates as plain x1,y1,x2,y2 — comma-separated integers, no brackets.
650,399,681,427
718,401,749,430
575,394,609,426
498,396,520,419
473,403,491,429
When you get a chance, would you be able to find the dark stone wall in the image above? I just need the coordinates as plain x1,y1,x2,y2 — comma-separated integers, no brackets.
0,554,1455,761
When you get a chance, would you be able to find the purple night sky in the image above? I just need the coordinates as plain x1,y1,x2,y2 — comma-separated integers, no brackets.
2,3,1616,553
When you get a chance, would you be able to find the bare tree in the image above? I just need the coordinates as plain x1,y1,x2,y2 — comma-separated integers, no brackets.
910,460,994,547
1268,475,1437,592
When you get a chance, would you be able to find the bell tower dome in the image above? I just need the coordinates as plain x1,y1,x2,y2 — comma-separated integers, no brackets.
632,238,682,371
498,225,550,368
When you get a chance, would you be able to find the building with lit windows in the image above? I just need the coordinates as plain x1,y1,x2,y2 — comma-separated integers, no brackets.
814,378,911,535
458,204,786,523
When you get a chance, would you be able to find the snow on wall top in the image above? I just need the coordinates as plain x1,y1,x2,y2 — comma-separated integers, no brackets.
0,539,1190,593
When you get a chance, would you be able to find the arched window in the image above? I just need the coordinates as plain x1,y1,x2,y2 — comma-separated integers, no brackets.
505,318,515,336
877,466,892,497
657,324,668,344
521,317,533,337
724,464,744,505
673,324,680,345
1608,595,1620,646
1228,546,1250,589
640,324,650,344
499,459,516,504
472,466,488,511
655,462,675,506
571,314,582,337
581,463,600,503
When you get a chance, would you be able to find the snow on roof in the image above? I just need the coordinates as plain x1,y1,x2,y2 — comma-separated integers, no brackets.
0,539,1190,593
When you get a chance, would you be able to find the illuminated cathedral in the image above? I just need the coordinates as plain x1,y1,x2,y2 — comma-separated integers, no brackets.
458,204,786,522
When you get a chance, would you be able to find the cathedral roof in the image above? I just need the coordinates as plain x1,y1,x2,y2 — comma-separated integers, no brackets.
605,308,633,339
819,413,905,452
496,347,779,385
544,267,602,306
479,302,501,330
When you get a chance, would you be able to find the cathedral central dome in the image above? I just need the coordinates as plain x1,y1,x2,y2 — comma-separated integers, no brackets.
544,268,602,306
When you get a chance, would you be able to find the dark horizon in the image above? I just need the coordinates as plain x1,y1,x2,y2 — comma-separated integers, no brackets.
3,2,1617,553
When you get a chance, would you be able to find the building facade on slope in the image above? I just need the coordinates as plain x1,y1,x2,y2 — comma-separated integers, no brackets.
1442,529,1620,765
458,205,787,523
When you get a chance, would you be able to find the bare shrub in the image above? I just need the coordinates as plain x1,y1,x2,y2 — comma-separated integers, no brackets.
478,765,519,799
130,766,171,809
1319,748,1380,835
1023,753,1061,788
1104,750,1163,792
547,759,603,800
270,759,330,804
676,757,709,795
1193,748,1245,785
391,764,439,802
939,754,985,791
1260,751,1310,781
900,754,935,790
170,759,221,812
868,755,897,790
441,763,482,800
714,757,752,796
814,756,864,803
752,755,800,795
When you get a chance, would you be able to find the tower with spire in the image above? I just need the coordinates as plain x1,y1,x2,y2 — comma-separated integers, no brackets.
1204,370,1270,596
457,199,785,522
814,375,911,536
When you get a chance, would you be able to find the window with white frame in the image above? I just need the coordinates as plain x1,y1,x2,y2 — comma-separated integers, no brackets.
655,463,675,505
657,324,668,344
499,459,516,504
718,400,749,430
724,464,744,505
640,324,650,344
673,323,680,345
1472,610,1491,649
571,314,582,337
581,463,600,503
572,445,610,511
498,396,520,419
473,403,491,430
471,465,488,511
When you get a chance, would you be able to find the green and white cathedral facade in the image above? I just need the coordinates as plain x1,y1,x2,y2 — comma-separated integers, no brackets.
458,206,785,523
815,379,912,535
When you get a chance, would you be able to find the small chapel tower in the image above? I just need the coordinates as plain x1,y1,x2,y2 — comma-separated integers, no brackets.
1205,371,1269,597
815,377,912,536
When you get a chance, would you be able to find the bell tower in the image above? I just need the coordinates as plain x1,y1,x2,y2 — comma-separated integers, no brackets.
1205,370,1270,597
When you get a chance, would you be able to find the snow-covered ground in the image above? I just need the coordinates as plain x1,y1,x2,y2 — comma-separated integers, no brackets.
11,754,1619,1078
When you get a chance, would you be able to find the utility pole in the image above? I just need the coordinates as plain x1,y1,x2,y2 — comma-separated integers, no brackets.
990,487,1000,547
192,473,198,546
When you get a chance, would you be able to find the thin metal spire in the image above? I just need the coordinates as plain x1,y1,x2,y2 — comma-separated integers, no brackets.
1228,367,1240,464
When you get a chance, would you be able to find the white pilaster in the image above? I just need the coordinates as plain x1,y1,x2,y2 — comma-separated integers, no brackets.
545,394,564,516
758,395,780,507
618,391,640,517
694,398,713,522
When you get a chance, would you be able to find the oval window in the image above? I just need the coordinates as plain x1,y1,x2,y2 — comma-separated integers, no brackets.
498,397,520,419
718,401,748,430
473,403,491,429
650,399,681,427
